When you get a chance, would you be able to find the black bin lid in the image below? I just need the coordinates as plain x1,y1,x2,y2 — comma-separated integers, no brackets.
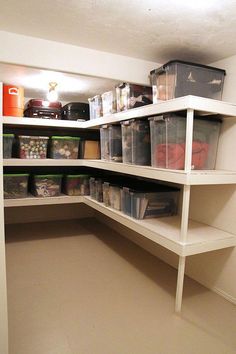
150,60,226,76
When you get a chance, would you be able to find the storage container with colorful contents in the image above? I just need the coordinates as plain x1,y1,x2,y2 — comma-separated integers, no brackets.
101,90,116,116
121,119,150,166
149,114,221,170
3,134,14,158
18,135,49,159
3,174,29,199
100,125,122,162
50,136,80,159
62,102,89,121
64,175,90,196
131,189,179,220
116,83,152,112
32,174,62,197
88,95,102,119
3,85,24,117
24,99,62,119
150,60,226,103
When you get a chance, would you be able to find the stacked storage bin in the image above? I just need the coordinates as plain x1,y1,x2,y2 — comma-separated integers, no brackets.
150,60,226,102
100,125,122,162
121,119,151,166
149,114,222,170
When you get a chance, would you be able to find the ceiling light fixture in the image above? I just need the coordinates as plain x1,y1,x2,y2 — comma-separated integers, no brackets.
47,82,58,102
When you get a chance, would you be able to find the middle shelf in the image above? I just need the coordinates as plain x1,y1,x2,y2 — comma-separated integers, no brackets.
3,159,236,185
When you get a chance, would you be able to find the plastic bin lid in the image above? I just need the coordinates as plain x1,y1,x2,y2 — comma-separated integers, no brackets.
4,173,29,177
150,60,226,75
19,135,49,139
51,136,80,140
149,113,222,123
62,102,89,110
34,174,63,178
66,174,90,178
3,134,14,137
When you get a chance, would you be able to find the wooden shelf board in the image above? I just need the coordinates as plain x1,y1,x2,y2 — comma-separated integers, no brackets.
4,159,236,185
2,116,85,129
4,195,83,207
3,158,85,166
84,197,236,256
2,96,236,130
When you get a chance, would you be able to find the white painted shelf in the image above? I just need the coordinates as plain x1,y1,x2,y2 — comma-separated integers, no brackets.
84,197,236,257
2,96,236,130
83,96,236,128
4,194,236,256
4,159,236,185
4,195,83,207
3,158,84,166
2,116,85,129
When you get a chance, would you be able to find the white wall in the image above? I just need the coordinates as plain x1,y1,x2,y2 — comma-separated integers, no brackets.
0,31,159,85
188,55,236,303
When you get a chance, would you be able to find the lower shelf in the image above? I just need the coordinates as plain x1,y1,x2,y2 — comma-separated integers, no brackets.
84,197,236,257
4,195,83,207
4,195,236,257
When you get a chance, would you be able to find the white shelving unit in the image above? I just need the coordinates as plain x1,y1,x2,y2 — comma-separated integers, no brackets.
4,195,83,207
2,93,236,315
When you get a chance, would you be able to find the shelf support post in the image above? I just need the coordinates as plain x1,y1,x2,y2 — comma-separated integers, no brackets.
175,255,186,313
180,185,191,243
0,82,9,354
184,108,194,172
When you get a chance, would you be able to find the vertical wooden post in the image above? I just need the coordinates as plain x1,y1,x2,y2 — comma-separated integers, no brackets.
0,82,9,354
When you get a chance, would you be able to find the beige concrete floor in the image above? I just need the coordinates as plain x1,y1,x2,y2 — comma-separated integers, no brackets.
5,219,236,354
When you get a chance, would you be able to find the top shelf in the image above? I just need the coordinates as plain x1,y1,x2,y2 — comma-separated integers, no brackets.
2,96,236,130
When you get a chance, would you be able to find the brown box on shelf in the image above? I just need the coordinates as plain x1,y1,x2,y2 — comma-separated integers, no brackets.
80,140,100,159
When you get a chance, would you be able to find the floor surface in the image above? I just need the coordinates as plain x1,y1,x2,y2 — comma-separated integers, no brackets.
5,219,236,354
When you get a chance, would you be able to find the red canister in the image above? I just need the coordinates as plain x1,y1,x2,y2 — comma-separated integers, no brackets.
3,85,24,117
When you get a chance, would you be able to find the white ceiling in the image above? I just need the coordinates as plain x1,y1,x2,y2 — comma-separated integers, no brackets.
0,63,119,103
0,0,236,64
0,0,236,103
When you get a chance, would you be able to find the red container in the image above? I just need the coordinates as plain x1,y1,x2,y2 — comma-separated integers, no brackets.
3,85,24,117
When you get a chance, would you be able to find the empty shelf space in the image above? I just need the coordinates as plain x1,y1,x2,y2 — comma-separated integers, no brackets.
84,197,236,256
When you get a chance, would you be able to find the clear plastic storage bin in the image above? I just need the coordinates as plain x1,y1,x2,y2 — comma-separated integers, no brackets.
103,182,110,206
4,174,29,199
131,189,179,220
89,177,96,199
116,83,152,111
109,185,121,210
149,114,221,170
101,91,116,116
32,174,62,197
121,187,132,216
50,136,80,159
3,134,14,158
18,135,49,159
121,119,150,165
95,179,103,202
64,175,90,196
88,95,102,119
150,60,226,103
100,125,122,162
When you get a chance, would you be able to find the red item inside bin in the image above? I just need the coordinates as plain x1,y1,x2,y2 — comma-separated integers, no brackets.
155,141,209,169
